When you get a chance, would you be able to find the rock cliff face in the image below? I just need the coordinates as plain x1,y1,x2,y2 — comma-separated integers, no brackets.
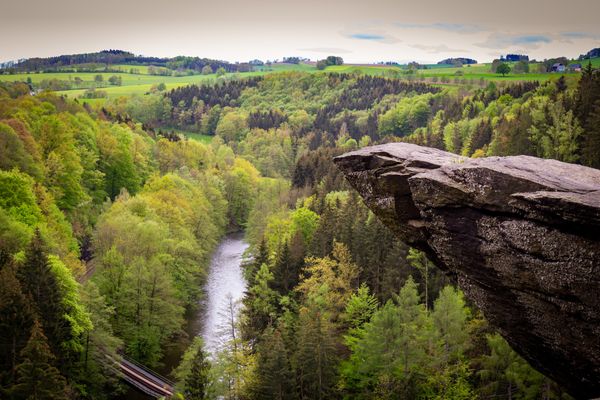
334,143,600,399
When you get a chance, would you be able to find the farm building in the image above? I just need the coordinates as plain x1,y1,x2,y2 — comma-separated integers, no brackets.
551,63,566,72
569,63,582,72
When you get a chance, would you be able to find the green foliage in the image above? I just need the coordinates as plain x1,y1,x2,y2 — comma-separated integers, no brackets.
10,321,69,400
294,304,338,400
478,333,557,399
252,327,296,400
497,63,511,76
48,255,92,350
224,158,260,228
17,231,78,367
174,337,212,400
431,286,470,362
0,123,40,177
342,283,379,330
0,264,35,386
378,94,432,137
0,169,42,226
216,110,249,142
290,206,320,245
341,277,429,398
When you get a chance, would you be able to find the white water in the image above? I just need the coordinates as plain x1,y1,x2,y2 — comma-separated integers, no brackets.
200,232,249,355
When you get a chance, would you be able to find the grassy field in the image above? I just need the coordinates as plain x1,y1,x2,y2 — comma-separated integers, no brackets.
2,59,596,102
184,132,214,144
0,63,315,99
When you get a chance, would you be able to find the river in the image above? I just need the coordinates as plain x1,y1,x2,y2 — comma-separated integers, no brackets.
198,231,249,354
170,231,249,362
121,232,249,398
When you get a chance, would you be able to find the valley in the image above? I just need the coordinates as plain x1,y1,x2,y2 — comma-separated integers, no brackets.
0,42,599,400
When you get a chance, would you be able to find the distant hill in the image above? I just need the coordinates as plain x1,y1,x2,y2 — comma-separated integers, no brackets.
1,49,243,73
437,57,477,66
579,48,600,60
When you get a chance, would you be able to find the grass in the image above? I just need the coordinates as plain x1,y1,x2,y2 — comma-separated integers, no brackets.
2,58,595,100
575,57,600,68
184,132,214,144
158,127,214,144
16,66,307,98
254,63,317,73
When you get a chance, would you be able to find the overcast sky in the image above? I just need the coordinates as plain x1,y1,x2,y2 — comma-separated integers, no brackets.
2,0,599,64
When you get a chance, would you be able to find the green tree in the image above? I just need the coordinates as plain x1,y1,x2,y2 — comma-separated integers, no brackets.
0,264,35,384
216,111,249,143
253,327,296,400
96,124,141,199
294,304,338,400
0,123,41,178
497,63,511,76
431,286,470,363
202,65,214,75
342,283,378,330
477,333,562,399
108,75,122,86
297,242,359,322
10,320,69,400
216,67,226,77
340,277,431,399
242,263,279,340
174,337,212,399
77,281,122,398
407,248,434,311
224,159,258,228
17,230,76,366
290,207,320,245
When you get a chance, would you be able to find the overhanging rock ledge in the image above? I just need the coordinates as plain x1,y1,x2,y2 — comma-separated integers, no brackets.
334,143,600,399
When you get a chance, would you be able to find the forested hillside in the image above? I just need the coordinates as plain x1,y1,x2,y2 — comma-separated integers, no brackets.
0,60,599,399
1,50,242,74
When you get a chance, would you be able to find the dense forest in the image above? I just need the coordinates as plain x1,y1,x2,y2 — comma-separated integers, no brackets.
0,59,599,399
0,50,245,74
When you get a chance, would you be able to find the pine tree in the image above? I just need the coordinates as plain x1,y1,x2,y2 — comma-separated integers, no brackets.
16,230,74,367
271,241,293,294
247,237,269,287
431,286,470,363
309,202,336,258
575,63,600,167
242,263,279,341
0,264,35,385
340,277,431,399
342,283,379,331
185,344,211,400
254,327,296,400
294,305,338,400
10,320,69,400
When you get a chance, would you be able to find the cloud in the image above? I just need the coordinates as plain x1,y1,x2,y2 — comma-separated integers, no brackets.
395,22,485,34
561,31,600,40
342,30,400,44
476,33,552,49
350,33,385,40
410,44,466,54
298,47,353,54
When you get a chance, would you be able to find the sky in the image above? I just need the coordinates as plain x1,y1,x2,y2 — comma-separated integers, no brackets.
2,0,599,64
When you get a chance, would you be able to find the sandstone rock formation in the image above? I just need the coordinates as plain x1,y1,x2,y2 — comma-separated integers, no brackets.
334,143,600,399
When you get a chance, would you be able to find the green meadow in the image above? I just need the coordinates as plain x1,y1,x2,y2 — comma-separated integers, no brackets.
1,59,596,103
